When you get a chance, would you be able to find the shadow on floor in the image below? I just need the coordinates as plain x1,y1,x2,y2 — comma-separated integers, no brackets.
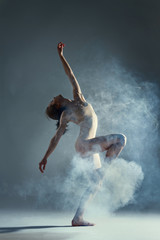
0,225,72,234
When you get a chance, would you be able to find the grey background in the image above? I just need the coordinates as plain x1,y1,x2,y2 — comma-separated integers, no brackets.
1,0,160,212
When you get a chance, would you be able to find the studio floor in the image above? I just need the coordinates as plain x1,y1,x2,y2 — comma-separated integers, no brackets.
0,210,160,240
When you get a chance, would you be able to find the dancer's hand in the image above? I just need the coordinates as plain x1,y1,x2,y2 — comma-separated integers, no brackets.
39,157,47,173
57,42,65,56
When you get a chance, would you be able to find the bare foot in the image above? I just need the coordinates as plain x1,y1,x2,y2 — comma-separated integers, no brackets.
72,219,95,227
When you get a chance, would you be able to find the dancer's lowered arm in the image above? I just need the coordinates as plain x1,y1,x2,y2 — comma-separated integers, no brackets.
39,112,68,173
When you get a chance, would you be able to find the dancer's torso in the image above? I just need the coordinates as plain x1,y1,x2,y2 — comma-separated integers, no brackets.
66,100,101,169
67,101,98,140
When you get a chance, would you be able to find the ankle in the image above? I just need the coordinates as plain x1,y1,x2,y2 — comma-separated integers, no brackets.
72,216,83,222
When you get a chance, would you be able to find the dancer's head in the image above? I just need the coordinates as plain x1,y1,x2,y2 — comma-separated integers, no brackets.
46,95,66,120
45,94,68,133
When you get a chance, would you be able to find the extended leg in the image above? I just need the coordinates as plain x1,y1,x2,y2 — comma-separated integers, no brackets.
72,168,105,226
73,134,127,226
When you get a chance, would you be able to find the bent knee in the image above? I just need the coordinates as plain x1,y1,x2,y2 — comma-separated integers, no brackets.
117,134,127,147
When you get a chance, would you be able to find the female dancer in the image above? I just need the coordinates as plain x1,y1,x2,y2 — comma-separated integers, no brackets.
39,42,127,226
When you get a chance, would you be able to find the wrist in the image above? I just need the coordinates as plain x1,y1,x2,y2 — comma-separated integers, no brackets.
59,53,63,57
43,155,48,160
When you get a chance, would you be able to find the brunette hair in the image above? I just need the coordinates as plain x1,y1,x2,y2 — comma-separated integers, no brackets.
45,104,67,134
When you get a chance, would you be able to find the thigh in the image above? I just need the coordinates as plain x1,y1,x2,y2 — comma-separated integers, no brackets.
76,134,121,155
87,134,122,152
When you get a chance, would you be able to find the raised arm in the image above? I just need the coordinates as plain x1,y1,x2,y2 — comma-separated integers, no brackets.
39,112,68,173
57,42,85,102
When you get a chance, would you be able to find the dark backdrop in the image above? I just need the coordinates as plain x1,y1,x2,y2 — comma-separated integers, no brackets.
0,0,160,212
